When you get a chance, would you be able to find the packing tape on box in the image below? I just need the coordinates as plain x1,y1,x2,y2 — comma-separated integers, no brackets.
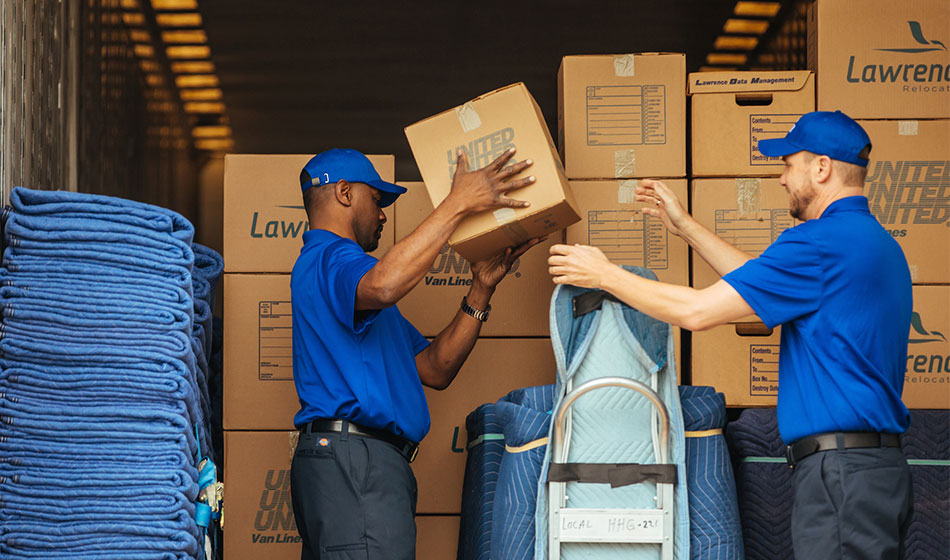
614,54,636,77
898,121,919,136
736,178,762,217
908,264,919,283
615,149,636,177
618,180,638,203
493,207,517,225
456,102,482,133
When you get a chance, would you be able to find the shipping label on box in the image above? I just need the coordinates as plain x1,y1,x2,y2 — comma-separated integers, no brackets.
689,71,814,176
405,83,580,263
860,119,949,283
223,154,395,273
566,179,689,285
394,182,560,337
413,338,556,513
808,0,950,119
691,178,799,290
558,53,686,179
223,274,300,430
224,431,300,560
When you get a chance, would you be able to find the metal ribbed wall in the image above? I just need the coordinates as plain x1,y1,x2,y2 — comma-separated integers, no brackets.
0,0,197,221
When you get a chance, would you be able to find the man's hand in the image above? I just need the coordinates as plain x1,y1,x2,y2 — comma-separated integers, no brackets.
471,237,544,291
548,244,616,289
636,179,691,238
445,148,535,215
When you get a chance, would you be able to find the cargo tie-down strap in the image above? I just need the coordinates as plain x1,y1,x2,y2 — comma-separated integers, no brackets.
547,462,678,489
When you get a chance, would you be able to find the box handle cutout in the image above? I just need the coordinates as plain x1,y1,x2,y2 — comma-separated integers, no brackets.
734,93,774,106
735,322,773,336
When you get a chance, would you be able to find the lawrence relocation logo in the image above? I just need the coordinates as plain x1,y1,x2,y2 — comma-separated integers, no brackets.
905,309,948,382
425,244,521,287
251,469,300,545
846,21,948,93
250,205,309,239
866,160,949,231
446,127,516,178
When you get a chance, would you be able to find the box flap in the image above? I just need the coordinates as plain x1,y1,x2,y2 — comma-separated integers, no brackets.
404,82,526,133
689,71,813,94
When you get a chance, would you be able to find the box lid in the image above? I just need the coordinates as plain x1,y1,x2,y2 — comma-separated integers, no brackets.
404,82,526,133
688,71,813,94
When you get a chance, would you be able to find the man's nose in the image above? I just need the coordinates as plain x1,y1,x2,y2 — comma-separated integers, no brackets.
379,209,387,224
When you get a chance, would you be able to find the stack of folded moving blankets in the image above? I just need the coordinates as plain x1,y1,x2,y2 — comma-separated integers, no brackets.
0,187,223,559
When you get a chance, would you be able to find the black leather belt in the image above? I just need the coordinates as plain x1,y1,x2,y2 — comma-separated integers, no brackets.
299,419,419,463
785,431,900,468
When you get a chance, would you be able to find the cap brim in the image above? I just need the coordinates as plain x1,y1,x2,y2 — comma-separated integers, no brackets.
367,180,408,208
758,137,801,158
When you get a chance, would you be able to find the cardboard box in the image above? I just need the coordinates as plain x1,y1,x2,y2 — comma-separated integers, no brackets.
223,430,300,560
691,286,949,409
223,154,395,273
405,83,580,263
413,338,556,513
394,182,560,337
860,119,949,284
566,179,689,286
689,71,815,176
690,178,799,290
223,432,463,560
808,0,950,119
558,53,686,179
417,516,461,560
223,274,298,430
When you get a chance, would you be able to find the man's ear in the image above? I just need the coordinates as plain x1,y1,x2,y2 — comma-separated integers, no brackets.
334,179,353,207
814,155,833,184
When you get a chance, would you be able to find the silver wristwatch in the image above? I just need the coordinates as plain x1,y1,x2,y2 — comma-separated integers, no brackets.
460,297,491,322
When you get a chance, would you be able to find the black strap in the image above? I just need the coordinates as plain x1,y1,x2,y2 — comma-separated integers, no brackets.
572,290,621,318
547,462,677,488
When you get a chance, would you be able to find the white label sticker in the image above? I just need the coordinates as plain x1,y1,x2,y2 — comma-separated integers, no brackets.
558,509,665,543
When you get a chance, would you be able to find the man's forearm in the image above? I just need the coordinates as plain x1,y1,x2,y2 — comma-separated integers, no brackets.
416,283,493,389
678,218,752,277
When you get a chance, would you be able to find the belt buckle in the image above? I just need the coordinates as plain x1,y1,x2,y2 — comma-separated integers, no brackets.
408,444,419,463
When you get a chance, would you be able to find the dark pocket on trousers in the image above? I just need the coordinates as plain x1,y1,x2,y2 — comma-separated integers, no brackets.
323,541,368,559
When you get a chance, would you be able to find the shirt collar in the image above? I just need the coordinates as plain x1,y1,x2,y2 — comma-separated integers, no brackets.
821,195,869,218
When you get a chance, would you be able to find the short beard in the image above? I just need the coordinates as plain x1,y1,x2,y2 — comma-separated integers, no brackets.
789,177,817,220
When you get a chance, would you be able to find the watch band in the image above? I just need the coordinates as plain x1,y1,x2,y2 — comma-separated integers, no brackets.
460,297,491,322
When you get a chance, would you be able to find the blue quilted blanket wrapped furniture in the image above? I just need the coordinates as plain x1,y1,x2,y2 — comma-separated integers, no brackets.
458,403,505,560
0,187,222,560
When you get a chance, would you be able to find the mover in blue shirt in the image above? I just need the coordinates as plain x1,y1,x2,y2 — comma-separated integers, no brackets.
290,147,542,560
548,111,913,559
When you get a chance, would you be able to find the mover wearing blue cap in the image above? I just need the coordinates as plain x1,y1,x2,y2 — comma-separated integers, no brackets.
548,111,913,558
289,147,542,559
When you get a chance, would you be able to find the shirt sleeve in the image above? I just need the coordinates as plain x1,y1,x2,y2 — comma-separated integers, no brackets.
722,226,823,329
402,313,431,355
323,239,380,334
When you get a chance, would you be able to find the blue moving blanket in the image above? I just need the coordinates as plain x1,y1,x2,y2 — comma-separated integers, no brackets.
535,270,689,560
458,404,504,560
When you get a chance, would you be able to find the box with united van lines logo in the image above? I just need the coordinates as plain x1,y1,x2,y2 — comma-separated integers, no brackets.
393,182,560,337
691,286,949,409
808,0,949,119
405,83,580,263
222,154,395,273
558,53,686,179
689,70,814,177
223,431,465,559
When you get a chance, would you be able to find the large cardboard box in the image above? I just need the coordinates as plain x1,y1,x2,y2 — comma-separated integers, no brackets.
691,286,949,409
223,154,395,273
689,71,814,176
394,182,560,337
690,178,799,291
417,516,461,560
405,83,580,263
413,338,556,513
808,0,950,119
223,274,298,430
223,430,300,560
860,119,949,284
558,53,686,179
223,431,464,560
566,179,689,286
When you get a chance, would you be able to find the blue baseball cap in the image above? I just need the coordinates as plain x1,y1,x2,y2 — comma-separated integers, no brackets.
759,111,872,167
300,149,406,207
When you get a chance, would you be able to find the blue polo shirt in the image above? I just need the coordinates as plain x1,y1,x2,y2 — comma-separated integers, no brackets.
723,196,911,444
290,229,431,442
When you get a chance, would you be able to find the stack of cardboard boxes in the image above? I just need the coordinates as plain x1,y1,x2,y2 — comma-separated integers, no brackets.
557,53,689,378
687,69,815,405
808,0,949,409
